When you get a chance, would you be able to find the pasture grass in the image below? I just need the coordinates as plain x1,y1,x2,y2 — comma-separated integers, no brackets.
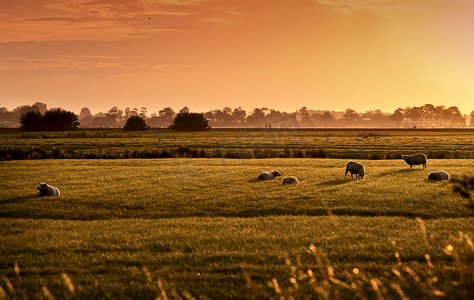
1,217,473,299
1,129,472,159
1,159,473,219
0,158,473,298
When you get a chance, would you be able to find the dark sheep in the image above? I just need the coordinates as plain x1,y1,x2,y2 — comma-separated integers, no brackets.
256,171,281,180
345,161,365,179
401,154,427,169
428,171,449,180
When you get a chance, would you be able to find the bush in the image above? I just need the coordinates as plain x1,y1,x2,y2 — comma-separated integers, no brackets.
170,112,211,131
124,116,149,131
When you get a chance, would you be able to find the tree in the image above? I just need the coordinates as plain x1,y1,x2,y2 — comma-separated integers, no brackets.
33,102,47,114
179,106,190,114
42,109,79,131
391,108,404,125
246,108,268,127
232,107,247,125
343,108,359,125
470,110,474,127
20,111,43,131
79,107,93,126
320,111,335,126
20,109,79,131
124,115,149,131
170,112,211,131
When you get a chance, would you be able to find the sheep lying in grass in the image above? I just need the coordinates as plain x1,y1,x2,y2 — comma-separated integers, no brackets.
37,183,60,196
256,171,281,181
282,176,299,185
345,161,365,179
428,171,449,180
401,154,427,169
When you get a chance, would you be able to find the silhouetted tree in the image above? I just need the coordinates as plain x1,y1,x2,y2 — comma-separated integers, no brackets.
391,108,404,125
170,112,210,131
33,102,47,114
320,111,335,126
343,108,359,125
470,110,474,127
139,107,147,118
124,107,139,119
20,111,43,131
124,115,149,131
246,108,268,127
42,109,79,131
179,106,190,114
20,109,79,131
79,107,93,126
159,107,175,126
232,107,247,125
445,106,465,126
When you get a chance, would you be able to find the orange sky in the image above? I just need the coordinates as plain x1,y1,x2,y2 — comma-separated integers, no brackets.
1,0,473,114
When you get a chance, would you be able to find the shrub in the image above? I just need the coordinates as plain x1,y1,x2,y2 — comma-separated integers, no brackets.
170,112,211,131
124,116,149,131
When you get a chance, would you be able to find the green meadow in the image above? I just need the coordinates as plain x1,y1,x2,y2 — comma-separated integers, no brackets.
1,158,473,299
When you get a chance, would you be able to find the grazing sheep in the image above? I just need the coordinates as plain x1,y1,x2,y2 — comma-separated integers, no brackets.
256,171,281,181
414,137,420,140
355,138,363,141
345,161,366,179
401,154,427,169
363,134,369,139
37,182,60,196
428,171,449,180
282,176,299,185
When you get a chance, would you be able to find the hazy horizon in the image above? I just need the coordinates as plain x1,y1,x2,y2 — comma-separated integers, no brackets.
1,0,473,115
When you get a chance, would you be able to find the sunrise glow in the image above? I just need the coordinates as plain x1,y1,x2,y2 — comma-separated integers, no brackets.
1,0,473,114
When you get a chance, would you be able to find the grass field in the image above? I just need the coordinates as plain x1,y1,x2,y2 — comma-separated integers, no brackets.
1,129,473,159
1,158,473,299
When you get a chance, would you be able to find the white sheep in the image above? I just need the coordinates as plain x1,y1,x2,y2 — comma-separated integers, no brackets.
37,182,61,196
256,171,281,181
282,176,299,185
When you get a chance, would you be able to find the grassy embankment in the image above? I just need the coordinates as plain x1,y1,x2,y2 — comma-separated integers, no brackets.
1,158,473,298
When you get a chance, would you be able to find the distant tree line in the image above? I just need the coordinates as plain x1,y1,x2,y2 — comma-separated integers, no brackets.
1,102,472,129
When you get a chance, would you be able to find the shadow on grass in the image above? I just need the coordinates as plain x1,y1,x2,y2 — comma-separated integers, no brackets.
247,178,277,183
376,168,424,178
318,179,349,186
0,195,34,204
237,208,467,219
